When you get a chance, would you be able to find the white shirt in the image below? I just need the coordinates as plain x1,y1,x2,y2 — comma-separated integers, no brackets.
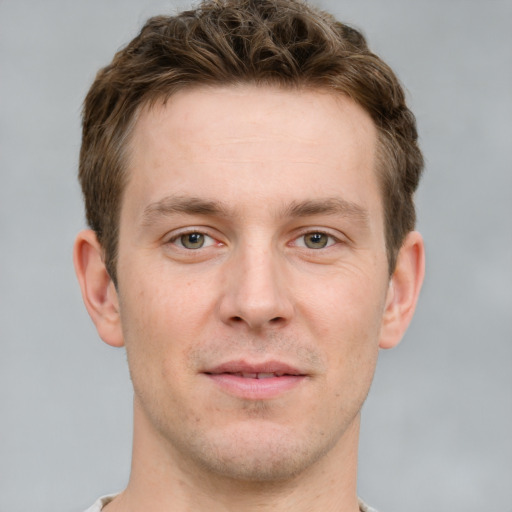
84,494,118,512
84,494,379,511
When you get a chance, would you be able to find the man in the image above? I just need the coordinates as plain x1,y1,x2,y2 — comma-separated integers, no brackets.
74,0,425,510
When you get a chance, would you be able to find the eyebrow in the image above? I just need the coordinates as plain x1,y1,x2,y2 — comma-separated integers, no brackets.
141,195,231,226
140,195,369,226
282,198,369,224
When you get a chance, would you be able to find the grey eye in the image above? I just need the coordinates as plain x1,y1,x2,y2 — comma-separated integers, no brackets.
180,232,205,249
303,232,329,249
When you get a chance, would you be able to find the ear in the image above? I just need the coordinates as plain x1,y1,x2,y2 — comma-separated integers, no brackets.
379,231,425,349
73,229,124,347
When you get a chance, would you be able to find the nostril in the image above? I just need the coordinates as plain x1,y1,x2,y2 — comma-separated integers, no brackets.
229,315,285,327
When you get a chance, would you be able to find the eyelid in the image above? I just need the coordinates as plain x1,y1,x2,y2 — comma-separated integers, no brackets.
291,229,342,249
165,227,220,248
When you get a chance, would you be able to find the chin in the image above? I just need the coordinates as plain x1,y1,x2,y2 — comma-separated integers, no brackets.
179,420,343,483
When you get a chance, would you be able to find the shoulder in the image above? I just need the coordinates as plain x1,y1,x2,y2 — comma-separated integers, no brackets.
359,497,380,512
83,494,119,512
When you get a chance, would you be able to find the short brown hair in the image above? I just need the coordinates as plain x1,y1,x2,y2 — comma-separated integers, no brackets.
79,0,423,284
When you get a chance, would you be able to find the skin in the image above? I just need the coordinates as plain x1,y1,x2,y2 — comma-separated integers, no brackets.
74,85,424,512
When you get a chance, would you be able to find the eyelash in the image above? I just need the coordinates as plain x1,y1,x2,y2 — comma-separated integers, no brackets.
166,229,341,251
166,230,219,250
292,230,340,250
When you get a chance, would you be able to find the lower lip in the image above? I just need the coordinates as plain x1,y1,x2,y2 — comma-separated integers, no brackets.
205,373,305,400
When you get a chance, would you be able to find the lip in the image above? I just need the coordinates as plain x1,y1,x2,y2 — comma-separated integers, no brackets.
203,360,307,400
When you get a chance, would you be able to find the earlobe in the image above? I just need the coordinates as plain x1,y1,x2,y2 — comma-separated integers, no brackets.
379,231,425,349
73,229,124,347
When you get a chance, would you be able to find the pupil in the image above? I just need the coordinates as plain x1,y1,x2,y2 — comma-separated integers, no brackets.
182,233,204,248
306,233,327,249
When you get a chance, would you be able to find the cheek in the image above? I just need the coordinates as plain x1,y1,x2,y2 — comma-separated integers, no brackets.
300,271,386,386
118,270,216,377
117,277,174,375
121,265,209,329
303,269,387,340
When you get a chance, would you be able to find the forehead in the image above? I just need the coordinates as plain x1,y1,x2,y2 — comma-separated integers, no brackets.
132,85,375,156
124,85,380,218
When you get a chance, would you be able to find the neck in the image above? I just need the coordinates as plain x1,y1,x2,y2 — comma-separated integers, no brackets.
105,400,362,512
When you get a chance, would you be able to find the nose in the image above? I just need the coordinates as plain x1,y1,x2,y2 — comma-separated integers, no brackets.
218,243,294,331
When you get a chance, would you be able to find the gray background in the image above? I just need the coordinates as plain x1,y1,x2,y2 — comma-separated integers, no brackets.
1,0,511,511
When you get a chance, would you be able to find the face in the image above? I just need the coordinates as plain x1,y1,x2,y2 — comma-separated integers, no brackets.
115,85,392,481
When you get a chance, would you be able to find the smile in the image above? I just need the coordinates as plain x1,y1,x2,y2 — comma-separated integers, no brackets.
228,372,289,379
203,360,307,400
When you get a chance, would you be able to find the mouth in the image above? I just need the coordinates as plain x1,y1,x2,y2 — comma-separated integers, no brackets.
214,371,295,379
203,360,307,400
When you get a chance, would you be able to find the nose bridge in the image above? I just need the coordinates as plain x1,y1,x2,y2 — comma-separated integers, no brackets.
220,236,292,330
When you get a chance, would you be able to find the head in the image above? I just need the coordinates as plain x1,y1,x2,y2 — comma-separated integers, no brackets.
74,0,425,491
79,0,423,286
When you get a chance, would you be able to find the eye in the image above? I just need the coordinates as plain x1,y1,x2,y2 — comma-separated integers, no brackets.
296,232,337,249
171,232,216,250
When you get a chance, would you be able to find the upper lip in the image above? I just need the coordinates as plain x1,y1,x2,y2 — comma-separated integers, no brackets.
204,360,306,376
